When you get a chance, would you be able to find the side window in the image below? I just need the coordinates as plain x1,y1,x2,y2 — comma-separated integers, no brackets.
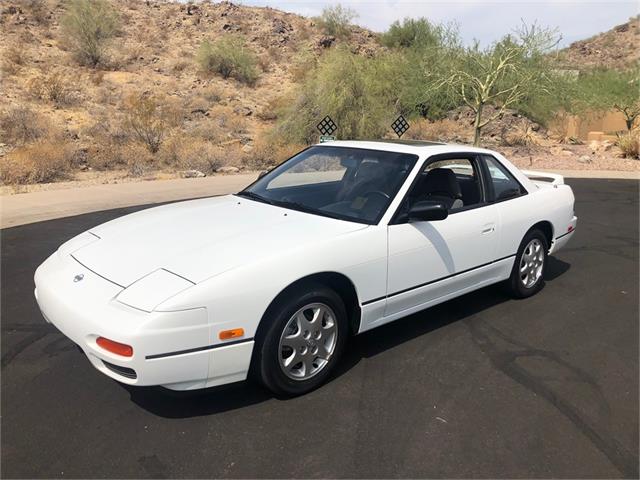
483,156,525,202
411,158,483,211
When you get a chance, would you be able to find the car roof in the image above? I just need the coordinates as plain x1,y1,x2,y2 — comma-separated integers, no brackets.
312,139,495,156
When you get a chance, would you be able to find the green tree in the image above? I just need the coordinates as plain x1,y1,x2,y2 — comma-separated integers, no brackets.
381,17,456,50
61,0,119,67
316,5,358,39
576,68,640,131
276,47,400,143
425,24,561,145
197,35,259,85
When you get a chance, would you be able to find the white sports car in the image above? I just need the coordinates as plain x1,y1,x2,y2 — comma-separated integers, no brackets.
35,140,577,395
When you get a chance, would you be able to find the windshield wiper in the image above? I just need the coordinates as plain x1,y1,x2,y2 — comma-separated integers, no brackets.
235,191,276,205
274,200,345,221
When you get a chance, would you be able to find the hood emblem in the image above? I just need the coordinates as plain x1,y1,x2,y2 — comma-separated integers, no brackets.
73,274,84,283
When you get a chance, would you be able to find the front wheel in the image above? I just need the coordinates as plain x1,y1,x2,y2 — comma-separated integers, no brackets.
253,285,348,396
507,229,548,298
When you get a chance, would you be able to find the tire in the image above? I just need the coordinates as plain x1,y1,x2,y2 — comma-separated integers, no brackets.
252,284,348,396
507,229,548,298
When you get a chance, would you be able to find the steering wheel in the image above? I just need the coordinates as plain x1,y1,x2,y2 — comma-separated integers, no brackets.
363,190,390,201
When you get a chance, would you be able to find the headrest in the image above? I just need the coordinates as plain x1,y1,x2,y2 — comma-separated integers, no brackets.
422,168,462,199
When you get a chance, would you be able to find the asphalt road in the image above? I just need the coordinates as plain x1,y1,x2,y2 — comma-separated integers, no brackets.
2,179,638,479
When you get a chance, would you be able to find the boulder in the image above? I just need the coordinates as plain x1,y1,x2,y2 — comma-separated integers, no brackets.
216,166,240,173
181,170,206,178
318,36,336,48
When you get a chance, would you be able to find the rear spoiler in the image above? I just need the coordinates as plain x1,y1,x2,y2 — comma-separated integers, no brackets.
521,170,564,186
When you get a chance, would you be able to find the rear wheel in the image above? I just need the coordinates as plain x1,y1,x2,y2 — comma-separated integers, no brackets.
253,285,348,396
507,229,548,298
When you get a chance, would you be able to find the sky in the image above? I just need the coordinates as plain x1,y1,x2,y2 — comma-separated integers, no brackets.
238,0,639,48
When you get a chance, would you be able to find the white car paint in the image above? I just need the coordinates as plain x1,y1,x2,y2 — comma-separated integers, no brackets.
34,141,577,390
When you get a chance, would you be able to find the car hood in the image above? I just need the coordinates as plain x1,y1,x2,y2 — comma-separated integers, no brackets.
72,195,367,287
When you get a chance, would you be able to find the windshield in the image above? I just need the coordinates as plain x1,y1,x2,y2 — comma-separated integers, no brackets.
238,146,418,224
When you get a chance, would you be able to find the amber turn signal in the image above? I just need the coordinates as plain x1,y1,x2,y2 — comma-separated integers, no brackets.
96,337,133,357
219,328,244,340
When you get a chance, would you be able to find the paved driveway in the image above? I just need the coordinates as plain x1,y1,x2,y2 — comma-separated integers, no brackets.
1,179,638,478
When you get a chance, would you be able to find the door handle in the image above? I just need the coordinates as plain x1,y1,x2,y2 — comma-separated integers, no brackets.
481,225,495,234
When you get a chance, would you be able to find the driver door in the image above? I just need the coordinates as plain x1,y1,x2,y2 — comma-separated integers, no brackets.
385,154,500,317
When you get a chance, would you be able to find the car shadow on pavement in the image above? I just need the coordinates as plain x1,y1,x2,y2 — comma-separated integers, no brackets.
122,257,571,419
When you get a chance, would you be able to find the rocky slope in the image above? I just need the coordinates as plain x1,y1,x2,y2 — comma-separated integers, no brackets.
557,16,639,70
0,0,379,179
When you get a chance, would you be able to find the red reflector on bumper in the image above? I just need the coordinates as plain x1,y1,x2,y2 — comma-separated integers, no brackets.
96,337,133,357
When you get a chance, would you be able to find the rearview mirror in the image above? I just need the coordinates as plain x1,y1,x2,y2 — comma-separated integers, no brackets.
408,200,449,222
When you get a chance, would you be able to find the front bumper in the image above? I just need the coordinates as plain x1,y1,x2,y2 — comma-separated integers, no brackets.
34,252,253,391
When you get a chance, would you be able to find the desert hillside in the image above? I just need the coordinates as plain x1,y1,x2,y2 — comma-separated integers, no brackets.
558,16,639,70
0,1,638,190
0,0,378,183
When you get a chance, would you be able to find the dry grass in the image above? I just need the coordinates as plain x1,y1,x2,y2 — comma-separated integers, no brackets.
404,118,467,142
244,138,303,170
28,71,81,108
159,136,238,173
617,131,640,159
122,93,180,153
502,123,539,147
1,45,27,76
0,107,51,146
0,141,75,184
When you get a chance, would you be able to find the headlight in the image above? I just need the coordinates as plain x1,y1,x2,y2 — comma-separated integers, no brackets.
116,269,194,312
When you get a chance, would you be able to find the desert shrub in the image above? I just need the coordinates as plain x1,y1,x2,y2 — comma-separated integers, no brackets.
0,141,74,184
277,47,403,143
404,118,466,143
84,118,130,170
316,5,357,39
172,60,190,73
123,93,178,153
200,85,223,103
381,18,455,50
208,105,248,135
25,0,50,25
196,36,259,85
28,71,80,107
189,120,223,143
0,107,50,145
61,0,119,67
181,141,225,173
288,48,317,83
575,68,640,131
502,123,539,147
161,136,238,173
1,45,27,76
86,144,126,170
122,144,155,176
617,131,640,159
244,139,303,170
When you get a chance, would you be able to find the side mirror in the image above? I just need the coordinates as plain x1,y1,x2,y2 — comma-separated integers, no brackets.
408,200,449,222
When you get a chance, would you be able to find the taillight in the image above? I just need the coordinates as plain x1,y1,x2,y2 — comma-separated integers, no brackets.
96,337,133,357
